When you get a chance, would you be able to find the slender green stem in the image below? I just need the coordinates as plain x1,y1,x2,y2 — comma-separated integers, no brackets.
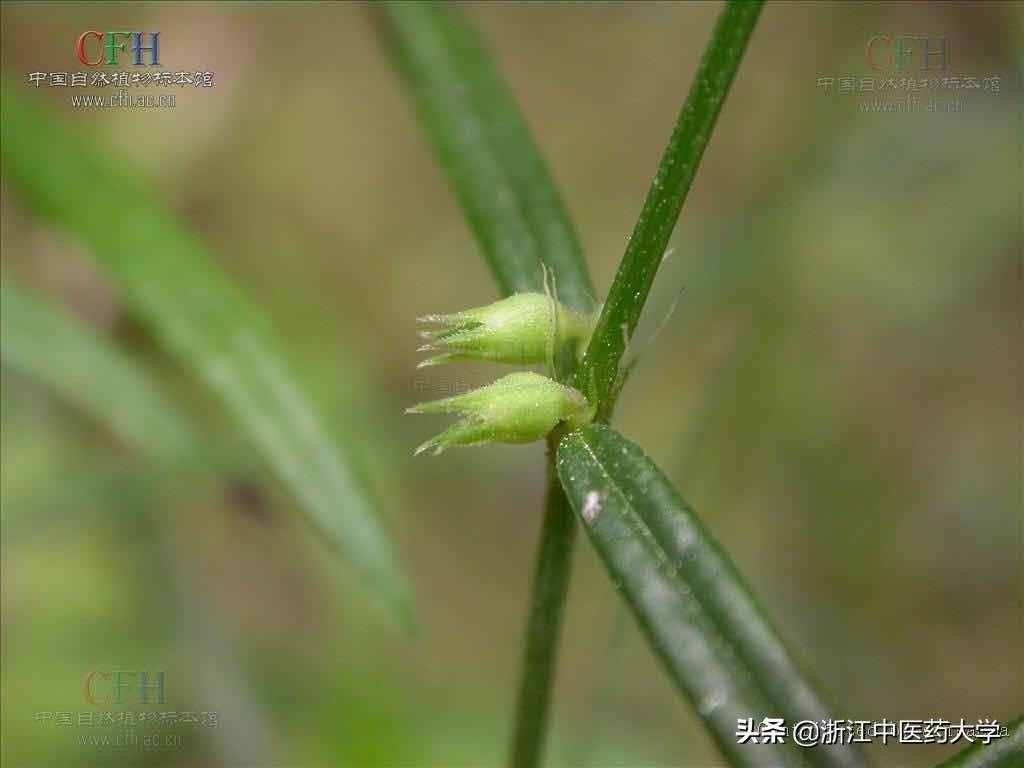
516,7,763,763
934,716,1023,768
508,441,578,768
382,4,768,763
577,0,764,419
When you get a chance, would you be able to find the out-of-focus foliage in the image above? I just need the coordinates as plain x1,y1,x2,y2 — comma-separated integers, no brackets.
1,80,410,620
936,716,1024,768
1,278,195,462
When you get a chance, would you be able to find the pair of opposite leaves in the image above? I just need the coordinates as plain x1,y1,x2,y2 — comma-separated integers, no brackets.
407,292,596,456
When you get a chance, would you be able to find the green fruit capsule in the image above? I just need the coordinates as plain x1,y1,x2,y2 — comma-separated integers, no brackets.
416,292,593,368
406,371,594,456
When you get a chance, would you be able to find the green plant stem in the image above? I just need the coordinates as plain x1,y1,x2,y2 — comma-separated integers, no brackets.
508,440,578,768
577,0,764,419
934,716,1023,768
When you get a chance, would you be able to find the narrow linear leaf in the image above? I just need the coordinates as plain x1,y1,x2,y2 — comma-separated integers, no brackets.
578,0,763,416
1,278,196,463
376,1,594,310
0,82,411,620
557,425,803,768
559,424,865,768
378,6,597,765
935,717,1023,768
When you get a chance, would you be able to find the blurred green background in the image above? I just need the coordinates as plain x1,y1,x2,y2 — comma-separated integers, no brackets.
1,2,1021,766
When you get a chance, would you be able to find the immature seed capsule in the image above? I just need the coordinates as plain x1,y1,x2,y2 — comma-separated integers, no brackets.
417,292,593,368
406,371,594,456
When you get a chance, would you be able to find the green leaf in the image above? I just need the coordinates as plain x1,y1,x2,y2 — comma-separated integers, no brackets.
577,0,764,417
558,424,866,768
379,6,598,764
376,1,595,311
935,717,1023,768
1,278,196,464
0,81,411,621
